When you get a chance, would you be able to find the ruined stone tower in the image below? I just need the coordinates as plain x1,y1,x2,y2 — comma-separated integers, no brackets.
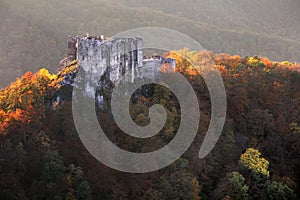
68,36,143,82
67,36,78,62
78,36,143,83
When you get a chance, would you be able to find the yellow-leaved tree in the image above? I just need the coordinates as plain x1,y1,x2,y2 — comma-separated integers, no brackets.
240,148,269,177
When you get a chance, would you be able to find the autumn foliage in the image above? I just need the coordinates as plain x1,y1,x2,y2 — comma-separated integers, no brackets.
0,52,299,199
0,68,58,136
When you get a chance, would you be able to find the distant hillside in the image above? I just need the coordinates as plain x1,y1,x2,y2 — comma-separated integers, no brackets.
121,0,300,40
0,0,299,87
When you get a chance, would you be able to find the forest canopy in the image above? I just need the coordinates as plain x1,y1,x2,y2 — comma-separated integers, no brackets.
0,51,299,199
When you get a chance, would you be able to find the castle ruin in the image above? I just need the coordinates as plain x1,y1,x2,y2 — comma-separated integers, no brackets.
67,35,175,108
68,35,175,82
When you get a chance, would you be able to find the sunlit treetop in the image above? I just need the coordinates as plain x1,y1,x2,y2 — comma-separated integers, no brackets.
0,68,60,135
166,50,299,78
240,148,270,177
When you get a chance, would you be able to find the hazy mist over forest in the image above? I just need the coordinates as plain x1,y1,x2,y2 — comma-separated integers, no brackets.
0,0,299,87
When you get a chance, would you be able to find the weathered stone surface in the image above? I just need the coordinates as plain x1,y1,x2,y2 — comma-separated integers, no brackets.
67,36,78,62
143,57,176,80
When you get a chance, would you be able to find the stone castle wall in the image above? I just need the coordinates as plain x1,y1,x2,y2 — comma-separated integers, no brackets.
77,37,143,83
